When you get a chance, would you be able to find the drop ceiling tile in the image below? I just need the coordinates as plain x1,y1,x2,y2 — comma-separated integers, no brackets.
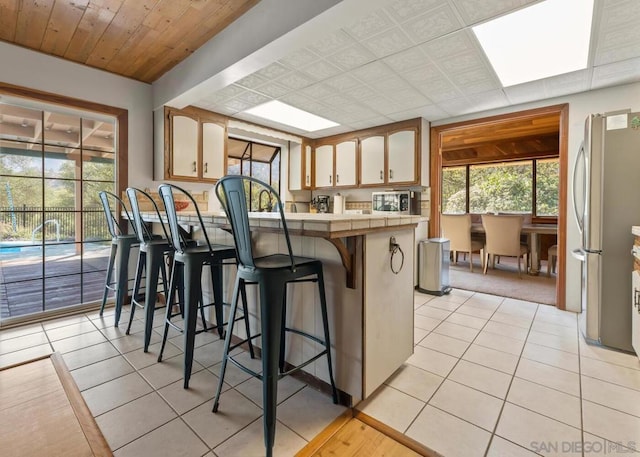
457,78,502,96
345,10,395,41
324,73,363,91
591,57,640,89
448,67,500,89
360,97,406,115
235,73,270,90
222,98,253,113
362,27,415,58
343,85,378,102
438,51,487,75
593,0,640,65
348,117,394,130
402,64,445,83
412,104,450,120
254,62,291,80
384,0,443,23
453,0,536,25
420,29,479,60
308,30,354,56
300,59,343,81
370,75,412,93
414,77,462,103
383,47,430,73
276,71,316,90
321,94,358,108
299,83,338,100
402,5,463,45
204,84,246,103
466,90,510,112
326,44,377,71
232,91,271,108
278,48,320,69
278,93,317,109
350,61,395,84
438,97,475,116
391,88,430,107
543,69,591,98
254,81,290,98
503,80,547,105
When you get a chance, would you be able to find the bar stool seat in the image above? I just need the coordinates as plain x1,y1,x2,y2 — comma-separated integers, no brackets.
213,175,338,457
157,183,254,389
98,191,140,327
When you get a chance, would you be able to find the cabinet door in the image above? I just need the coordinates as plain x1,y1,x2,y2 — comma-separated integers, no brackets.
202,121,225,181
360,136,385,185
304,145,312,189
171,115,198,178
289,143,303,191
633,271,640,356
335,140,357,187
388,130,416,184
315,145,334,188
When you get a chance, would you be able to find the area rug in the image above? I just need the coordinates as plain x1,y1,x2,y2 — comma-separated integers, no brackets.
448,257,557,305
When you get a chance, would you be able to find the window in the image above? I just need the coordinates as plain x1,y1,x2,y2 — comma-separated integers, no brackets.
226,137,281,211
441,158,559,218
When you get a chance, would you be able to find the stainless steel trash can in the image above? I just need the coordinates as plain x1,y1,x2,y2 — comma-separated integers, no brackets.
417,238,451,296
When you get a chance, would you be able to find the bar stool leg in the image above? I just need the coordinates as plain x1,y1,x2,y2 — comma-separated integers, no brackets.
100,242,117,316
158,260,180,363
142,249,166,352
183,259,204,389
210,263,225,337
240,281,255,359
114,240,133,327
126,251,147,334
317,268,338,403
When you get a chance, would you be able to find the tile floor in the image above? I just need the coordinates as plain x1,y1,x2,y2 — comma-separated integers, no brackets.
2,289,640,456
358,289,640,457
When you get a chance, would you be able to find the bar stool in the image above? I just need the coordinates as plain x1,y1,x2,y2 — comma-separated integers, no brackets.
157,183,254,388
547,244,558,276
98,191,140,327
125,187,173,352
212,175,338,457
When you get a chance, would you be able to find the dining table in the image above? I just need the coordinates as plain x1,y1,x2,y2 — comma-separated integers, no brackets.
471,223,558,275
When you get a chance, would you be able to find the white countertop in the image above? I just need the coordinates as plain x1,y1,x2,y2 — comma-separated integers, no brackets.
633,226,640,237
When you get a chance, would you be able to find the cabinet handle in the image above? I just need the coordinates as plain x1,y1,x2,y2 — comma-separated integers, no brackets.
204,162,208,173
192,161,196,172
389,169,394,180
329,175,332,184
306,175,309,185
380,170,383,180
635,288,640,313
336,174,339,184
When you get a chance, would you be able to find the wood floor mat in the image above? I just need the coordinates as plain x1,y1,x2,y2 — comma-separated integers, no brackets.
0,352,112,457
296,409,437,457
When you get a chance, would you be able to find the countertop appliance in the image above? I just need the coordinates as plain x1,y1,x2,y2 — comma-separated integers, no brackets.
571,111,640,352
312,195,330,213
372,190,420,215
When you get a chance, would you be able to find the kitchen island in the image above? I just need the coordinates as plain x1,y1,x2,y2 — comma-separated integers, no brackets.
139,210,422,404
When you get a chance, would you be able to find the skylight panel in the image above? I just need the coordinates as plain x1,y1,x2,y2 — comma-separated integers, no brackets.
473,0,594,87
243,100,339,132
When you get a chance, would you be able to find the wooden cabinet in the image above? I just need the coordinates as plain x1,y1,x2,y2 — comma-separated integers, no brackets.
359,127,418,187
360,135,385,185
165,107,226,182
289,143,313,190
314,141,357,189
388,129,416,184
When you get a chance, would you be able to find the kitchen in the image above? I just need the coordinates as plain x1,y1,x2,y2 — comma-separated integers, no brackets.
2,0,640,456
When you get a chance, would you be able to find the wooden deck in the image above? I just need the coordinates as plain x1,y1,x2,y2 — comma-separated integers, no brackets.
0,249,110,320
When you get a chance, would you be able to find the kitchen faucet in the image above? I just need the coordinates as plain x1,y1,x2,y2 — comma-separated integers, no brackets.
258,189,272,212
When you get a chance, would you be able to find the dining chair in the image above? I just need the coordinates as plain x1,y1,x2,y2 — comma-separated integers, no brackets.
98,191,140,327
125,187,173,352
440,214,484,272
481,214,529,278
156,183,254,388
547,244,558,276
213,175,338,457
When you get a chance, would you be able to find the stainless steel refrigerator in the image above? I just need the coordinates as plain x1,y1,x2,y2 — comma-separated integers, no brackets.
572,111,640,352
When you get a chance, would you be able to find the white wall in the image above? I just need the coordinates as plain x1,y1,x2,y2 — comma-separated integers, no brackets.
0,42,154,190
432,81,640,312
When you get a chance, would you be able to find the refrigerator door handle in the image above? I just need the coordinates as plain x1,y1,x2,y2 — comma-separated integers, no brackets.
572,142,586,235
571,248,585,261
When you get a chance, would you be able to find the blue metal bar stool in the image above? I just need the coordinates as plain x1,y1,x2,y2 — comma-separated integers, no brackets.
212,175,338,457
125,187,173,352
157,183,254,388
98,191,140,327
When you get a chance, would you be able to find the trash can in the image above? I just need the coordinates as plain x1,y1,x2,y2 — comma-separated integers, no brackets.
417,238,451,296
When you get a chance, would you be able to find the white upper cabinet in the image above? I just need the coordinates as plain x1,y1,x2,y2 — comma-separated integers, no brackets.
202,121,225,180
315,144,334,188
388,130,416,184
335,140,357,187
360,135,385,185
305,145,312,188
171,115,199,178
289,142,303,191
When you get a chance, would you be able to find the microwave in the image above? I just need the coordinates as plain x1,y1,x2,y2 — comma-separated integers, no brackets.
372,191,420,215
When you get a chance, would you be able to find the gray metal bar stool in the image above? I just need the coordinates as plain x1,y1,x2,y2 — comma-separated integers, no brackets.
98,191,140,327
212,175,338,457
125,187,173,352
157,183,254,388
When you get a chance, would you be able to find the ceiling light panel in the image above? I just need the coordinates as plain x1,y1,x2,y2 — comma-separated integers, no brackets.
243,100,339,132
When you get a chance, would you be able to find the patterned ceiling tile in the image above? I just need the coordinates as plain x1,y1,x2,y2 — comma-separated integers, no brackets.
324,73,362,91
402,64,444,83
350,61,395,84
348,117,395,130
255,62,291,80
343,85,378,102
420,29,478,60
503,79,546,105
322,93,358,108
402,4,463,45
308,30,354,56
345,10,395,41
300,59,343,81
232,90,271,108
299,83,337,100
326,44,377,71
278,48,320,69
593,0,640,66
278,93,323,111
276,71,316,90
466,89,510,112
438,51,486,75
448,66,500,89
360,97,406,115
391,88,430,107
254,81,290,98
413,76,462,102
383,46,429,73
202,84,246,103
222,98,254,113
438,96,475,116
362,27,415,58
384,0,444,23
235,73,270,90
452,0,536,25
591,57,640,89
370,75,412,93
543,69,591,98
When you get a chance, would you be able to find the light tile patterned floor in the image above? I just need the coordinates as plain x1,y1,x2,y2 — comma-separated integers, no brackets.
357,289,640,457
3,289,640,456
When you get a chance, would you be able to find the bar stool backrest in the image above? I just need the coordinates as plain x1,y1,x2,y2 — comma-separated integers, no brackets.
214,175,296,272
126,187,170,244
158,183,212,255
99,190,137,239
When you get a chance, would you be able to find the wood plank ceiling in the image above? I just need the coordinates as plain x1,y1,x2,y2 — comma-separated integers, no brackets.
0,0,259,83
